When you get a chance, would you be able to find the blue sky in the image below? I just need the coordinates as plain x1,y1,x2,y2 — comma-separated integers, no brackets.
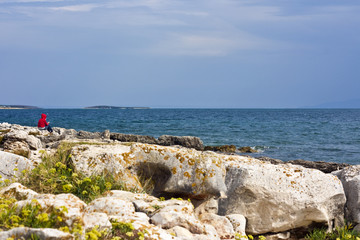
0,0,359,108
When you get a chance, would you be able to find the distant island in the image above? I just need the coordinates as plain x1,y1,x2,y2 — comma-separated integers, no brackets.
0,105,39,109
307,98,360,108
84,105,150,109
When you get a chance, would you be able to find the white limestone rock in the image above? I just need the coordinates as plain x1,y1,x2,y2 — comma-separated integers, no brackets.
0,227,74,240
219,156,346,235
104,190,158,202
16,193,86,228
0,150,34,179
226,214,246,236
194,197,219,217
199,213,234,239
83,212,111,231
333,165,360,224
150,201,206,234
0,182,38,200
85,197,135,217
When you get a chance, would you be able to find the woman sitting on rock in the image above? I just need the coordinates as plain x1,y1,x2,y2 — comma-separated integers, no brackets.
37,113,53,132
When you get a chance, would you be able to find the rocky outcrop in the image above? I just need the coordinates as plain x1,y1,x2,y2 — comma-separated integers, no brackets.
157,135,204,150
77,130,110,140
110,133,204,150
204,145,237,153
238,146,257,153
110,132,158,144
1,122,358,239
0,184,235,240
219,156,346,235
288,159,350,173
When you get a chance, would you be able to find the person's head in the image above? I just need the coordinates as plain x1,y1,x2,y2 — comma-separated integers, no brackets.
41,113,47,119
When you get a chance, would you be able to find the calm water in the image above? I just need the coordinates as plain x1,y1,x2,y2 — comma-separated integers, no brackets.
1,108,359,164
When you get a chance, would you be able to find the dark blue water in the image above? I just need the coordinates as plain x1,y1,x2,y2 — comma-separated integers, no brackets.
1,109,359,164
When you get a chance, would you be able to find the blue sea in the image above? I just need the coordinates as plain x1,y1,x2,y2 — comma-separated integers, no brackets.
0,108,359,164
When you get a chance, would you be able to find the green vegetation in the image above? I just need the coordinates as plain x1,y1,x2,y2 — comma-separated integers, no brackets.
17,142,132,203
305,224,360,240
83,221,149,240
0,195,82,237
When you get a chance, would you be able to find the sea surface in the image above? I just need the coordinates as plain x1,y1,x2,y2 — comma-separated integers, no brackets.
0,108,359,164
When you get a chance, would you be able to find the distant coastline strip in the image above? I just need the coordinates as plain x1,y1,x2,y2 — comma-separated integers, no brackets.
84,106,150,109
0,105,39,109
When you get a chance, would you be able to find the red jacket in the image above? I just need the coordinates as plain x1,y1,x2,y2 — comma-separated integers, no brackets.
38,114,49,128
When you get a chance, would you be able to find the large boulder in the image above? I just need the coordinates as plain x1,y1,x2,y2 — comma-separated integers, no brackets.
131,143,227,199
218,156,346,235
158,135,204,150
333,165,360,224
69,143,142,190
0,151,34,179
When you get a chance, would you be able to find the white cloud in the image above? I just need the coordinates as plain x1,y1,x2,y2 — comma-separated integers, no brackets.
50,4,101,12
149,32,275,56
0,0,64,2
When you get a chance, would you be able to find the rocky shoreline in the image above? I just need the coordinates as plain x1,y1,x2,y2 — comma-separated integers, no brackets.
0,122,359,240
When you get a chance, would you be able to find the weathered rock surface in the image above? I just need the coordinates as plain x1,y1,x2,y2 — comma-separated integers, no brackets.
333,165,360,224
0,227,74,240
288,159,350,173
131,143,227,199
0,151,34,179
219,156,346,235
